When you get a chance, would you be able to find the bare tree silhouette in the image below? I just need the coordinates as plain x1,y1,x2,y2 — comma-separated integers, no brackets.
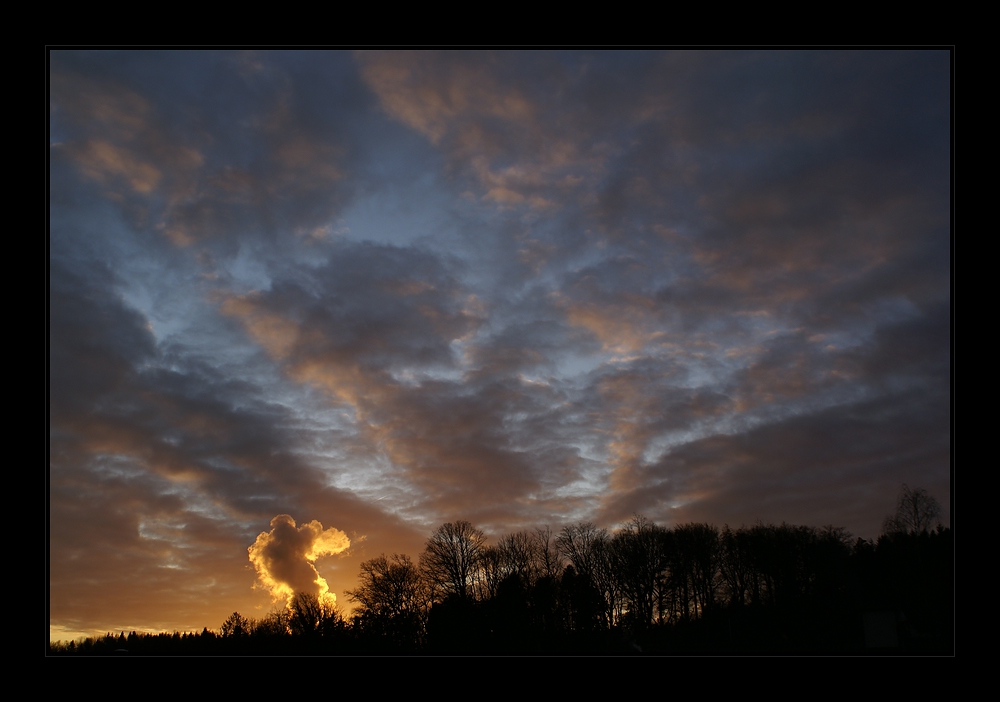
420,521,487,602
883,484,942,535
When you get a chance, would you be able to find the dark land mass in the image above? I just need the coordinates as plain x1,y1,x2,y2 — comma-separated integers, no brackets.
50,489,953,656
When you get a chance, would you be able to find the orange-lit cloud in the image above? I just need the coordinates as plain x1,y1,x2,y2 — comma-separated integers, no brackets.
220,294,302,361
357,51,606,212
561,299,660,355
72,140,162,194
248,515,350,606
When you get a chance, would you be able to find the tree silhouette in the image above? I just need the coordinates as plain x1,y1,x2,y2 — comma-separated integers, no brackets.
348,554,425,619
556,522,608,581
288,592,341,638
720,524,760,608
497,531,540,585
557,522,614,627
533,526,564,581
420,520,487,602
560,564,605,633
347,553,426,648
609,515,665,629
670,522,719,621
882,484,942,535
220,611,252,638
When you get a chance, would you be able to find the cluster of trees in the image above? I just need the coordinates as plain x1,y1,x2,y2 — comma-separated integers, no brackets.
340,518,859,652
49,486,950,655
49,592,353,655
334,485,949,653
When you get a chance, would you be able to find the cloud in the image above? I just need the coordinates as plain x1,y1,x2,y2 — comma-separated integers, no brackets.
594,370,949,536
357,50,612,213
217,240,566,521
248,515,351,605
50,50,362,257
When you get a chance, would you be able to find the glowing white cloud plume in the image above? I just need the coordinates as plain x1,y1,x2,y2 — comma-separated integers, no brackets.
248,514,350,606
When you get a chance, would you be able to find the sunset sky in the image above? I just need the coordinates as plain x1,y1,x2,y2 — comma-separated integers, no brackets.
49,50,951,640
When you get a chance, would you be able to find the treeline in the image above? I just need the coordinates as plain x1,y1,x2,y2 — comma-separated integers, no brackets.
337,517,950,654
51,494,952,654
50,594,352,656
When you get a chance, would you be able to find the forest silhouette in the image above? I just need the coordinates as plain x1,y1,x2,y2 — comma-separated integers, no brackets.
49,485,951,655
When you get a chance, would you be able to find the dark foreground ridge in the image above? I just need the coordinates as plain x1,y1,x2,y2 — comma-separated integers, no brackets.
50,488,953,655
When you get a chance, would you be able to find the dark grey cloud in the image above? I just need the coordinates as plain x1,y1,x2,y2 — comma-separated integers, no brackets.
610,380,950,538
50,50,374,258
217,240,585,525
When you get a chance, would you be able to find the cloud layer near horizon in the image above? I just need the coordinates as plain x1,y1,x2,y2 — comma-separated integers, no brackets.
49,50,950,639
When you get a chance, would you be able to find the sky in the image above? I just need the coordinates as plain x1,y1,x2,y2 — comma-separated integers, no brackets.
48,49,951,640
